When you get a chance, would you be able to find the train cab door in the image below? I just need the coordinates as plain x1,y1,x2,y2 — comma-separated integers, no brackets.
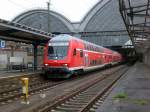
102,54,105,64
84,53,88,67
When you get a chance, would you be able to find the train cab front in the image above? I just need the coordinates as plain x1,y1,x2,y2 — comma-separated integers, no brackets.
44,62,72,78
44,40,72,78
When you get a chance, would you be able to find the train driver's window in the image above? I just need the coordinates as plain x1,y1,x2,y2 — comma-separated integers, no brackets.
73,48,76,56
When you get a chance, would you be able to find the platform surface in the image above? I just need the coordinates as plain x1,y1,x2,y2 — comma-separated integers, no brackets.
96,62,150,112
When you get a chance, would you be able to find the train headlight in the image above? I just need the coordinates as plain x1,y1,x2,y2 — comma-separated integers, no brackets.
63,64,68,67
45,64,48,66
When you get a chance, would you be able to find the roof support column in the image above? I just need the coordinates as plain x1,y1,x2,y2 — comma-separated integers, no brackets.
143,48,150,65
33,43,38,71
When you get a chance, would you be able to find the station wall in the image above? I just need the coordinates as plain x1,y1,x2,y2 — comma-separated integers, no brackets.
0,49,43,70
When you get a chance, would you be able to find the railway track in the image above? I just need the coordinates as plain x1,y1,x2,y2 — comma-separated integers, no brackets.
0,77,65,105
0,72,61,104
0,72,42,93
37,66,128,112
0,65,125,106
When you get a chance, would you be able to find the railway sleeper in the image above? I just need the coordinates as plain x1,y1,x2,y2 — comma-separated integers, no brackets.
55,106,82,111
79,92,97,96
92,104,101,108
81,91,99,95
74,95,94,99
72,97,92,101
75,97,93,101
77,93,97,96
60,103,85,108
65,101,88,105
82,92,100,96
82,89,102,93
95,100,103,105
78,93,94,96
64,102,87,106
69,99,89,103
51,110,66,112
73,95,92,98
89,108,96,112
52,109,77,112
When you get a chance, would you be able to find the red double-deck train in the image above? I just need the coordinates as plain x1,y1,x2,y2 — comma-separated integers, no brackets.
44,34,122,78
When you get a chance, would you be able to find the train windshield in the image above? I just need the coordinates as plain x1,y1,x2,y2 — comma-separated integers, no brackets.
48,42,69,60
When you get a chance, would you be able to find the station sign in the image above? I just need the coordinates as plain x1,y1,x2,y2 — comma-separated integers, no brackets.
0,40,5,48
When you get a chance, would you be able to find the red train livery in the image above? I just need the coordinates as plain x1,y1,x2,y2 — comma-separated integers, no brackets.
44,34,122,78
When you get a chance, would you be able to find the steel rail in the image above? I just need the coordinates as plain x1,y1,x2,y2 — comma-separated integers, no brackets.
38,66,126,112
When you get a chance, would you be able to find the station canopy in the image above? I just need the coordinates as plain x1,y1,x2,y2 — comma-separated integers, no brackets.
119,0,150,53
0,19,51,44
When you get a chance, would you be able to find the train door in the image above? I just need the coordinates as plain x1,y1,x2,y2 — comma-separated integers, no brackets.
103,54,106,64
84,53,88,67
72,48,78,67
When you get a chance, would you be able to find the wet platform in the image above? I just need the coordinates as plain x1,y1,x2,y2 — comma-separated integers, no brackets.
96,62,150,112
0,70,43,79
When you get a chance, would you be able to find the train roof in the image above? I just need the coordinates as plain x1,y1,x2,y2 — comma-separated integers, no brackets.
50,34,102,47
50,34,115,53
50,34,73,42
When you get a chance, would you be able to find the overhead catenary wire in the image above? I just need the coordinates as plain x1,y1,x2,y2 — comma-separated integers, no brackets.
7,0,28,9
7,0,47,11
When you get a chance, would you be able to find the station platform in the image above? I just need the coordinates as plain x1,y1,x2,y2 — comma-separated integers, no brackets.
96,62,150,112
0,70,43,79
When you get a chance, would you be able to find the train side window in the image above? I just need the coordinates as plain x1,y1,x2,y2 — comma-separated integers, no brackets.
86,44,88,50
73,48,76,56
87,46,89,50
80,50,83,57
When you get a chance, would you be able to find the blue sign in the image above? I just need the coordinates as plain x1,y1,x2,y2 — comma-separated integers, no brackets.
0,40,5,48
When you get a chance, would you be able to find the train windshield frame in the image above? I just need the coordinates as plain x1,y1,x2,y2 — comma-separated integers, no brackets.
48,41,69,60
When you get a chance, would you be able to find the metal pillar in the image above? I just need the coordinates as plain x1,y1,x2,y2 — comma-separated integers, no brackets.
33,43,38,71
47,0,51,33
